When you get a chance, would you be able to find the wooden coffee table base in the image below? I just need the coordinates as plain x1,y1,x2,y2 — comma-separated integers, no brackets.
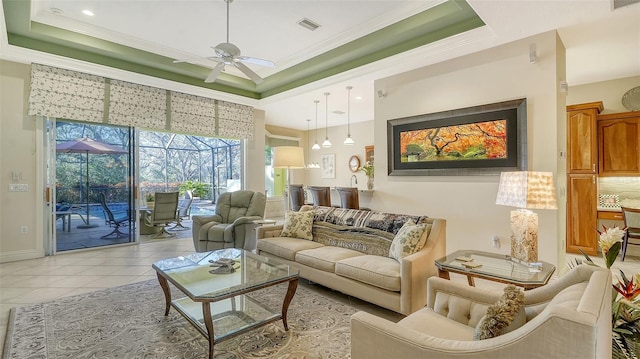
156,272,298,359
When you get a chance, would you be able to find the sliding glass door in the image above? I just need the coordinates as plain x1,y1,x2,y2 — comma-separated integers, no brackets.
47,119,135,252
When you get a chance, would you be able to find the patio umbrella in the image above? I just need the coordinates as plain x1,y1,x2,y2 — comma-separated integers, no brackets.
56,137,128,229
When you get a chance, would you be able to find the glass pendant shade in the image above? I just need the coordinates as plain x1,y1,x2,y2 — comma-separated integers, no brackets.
344,86,354,145
322,92,331,148
343,136,354,145
312,100,320,151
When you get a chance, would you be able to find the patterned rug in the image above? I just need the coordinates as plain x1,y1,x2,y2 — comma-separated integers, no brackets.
3,280,356,359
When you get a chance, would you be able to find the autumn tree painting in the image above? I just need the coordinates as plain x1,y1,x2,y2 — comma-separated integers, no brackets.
399,119,507,162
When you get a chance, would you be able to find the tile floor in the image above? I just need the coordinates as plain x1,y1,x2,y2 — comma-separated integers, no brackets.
0,236,403,355
1,235,639,356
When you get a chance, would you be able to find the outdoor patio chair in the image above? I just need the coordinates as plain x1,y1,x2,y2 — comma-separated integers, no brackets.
169,190,193,231
98,193,130,239
145,192,179,238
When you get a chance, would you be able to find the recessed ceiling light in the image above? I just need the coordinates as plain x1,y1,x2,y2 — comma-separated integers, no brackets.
355,96,363,100
82,9,95,16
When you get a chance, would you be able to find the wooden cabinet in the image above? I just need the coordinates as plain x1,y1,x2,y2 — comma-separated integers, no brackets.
566,174,598,255
598,112,640,176
566,102,603,173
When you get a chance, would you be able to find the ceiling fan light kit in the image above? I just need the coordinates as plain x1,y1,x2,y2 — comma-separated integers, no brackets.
322,92,332,148
344,86,354,145
174,0,274,84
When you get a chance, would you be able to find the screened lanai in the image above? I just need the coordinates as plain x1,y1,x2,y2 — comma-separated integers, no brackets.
139,130,242,202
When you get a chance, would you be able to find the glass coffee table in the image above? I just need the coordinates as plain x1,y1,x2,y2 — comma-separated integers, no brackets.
152,248,299,359
435,250,555,290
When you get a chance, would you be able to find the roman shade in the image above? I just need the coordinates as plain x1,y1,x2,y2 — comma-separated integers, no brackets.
109,79,167,129
28,63,105,123
28,64,254,139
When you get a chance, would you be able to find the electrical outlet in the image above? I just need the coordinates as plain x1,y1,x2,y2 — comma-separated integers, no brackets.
492,235,500,248
20,226,28,234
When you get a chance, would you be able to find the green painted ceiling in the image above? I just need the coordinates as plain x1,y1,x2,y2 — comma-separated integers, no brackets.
3,0,484,100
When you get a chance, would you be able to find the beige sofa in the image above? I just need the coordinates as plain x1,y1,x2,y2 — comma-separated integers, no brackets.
256,205,446,315
351,264,612,359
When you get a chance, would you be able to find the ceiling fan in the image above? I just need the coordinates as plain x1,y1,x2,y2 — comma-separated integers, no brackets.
173,0,275,84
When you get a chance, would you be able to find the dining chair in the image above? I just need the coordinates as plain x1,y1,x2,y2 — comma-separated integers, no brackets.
307,186,331,207
335,187,359,209
621,206,640,261
289,184,306,211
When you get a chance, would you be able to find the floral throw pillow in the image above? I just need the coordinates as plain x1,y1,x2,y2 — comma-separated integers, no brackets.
281,210,315,240
388,219,428,262
474,284,526,340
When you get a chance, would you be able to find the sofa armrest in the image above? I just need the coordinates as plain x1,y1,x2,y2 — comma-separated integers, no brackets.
231,216,262,226
256,224,284,239
399,218,446,315
351,311,491,359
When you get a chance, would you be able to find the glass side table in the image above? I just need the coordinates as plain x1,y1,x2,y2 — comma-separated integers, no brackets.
435,250,556,290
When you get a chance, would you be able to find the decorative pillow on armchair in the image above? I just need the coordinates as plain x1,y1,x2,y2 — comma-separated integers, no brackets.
474,284,526,340
281,210,315,240
388,219,429,262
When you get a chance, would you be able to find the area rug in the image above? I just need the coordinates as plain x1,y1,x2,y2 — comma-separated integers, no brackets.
3,279,355,358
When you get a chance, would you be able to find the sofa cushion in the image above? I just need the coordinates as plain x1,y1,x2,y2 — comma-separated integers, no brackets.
388,220,430,262
295,247,364,272
335,255,401,291
313,206,426,235
398,307,475,341
474,284,526,340
257,237,324,261
281,210,315,240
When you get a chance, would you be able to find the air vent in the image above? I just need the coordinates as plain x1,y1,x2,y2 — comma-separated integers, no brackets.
297,18,321,31
613,0,639,9
332,110,345,115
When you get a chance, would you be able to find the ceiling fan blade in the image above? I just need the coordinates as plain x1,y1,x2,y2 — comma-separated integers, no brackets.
174,56,221,64
239,56,275,68
234,61,264,84
204,62,226,83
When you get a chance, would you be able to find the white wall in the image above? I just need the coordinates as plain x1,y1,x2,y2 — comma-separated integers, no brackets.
567,75,640,113
371,31,566,268
0,60,43,261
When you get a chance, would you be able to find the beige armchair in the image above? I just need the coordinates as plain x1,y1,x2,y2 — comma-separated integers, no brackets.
192,190,266,252
351,264,612,359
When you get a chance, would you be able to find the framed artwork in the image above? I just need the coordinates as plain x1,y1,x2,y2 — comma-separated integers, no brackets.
387,99,527,176
321,154,336,178
365,145,374,164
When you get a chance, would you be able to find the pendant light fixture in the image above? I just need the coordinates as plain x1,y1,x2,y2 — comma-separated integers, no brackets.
306,119,319,168
343,86,354,145
322,92,332,148
312,100,321,151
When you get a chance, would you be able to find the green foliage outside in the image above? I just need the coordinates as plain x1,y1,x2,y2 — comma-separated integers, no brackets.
179,180,211,198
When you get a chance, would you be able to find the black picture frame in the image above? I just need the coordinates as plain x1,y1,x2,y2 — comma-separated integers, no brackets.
387,99,527,176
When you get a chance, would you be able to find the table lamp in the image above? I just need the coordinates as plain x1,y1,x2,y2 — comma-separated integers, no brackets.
273,146,305,211
495,171,557,264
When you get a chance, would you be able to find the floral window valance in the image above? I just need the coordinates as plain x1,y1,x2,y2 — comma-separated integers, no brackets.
28,63,105,123
27,64,254,139
109,79,167,130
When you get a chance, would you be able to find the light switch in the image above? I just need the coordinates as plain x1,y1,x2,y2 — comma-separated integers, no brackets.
8,184,28,192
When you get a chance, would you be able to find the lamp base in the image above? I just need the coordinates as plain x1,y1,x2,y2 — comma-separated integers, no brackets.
509,209,538,264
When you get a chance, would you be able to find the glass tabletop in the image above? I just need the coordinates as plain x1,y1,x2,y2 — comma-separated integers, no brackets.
435,250,555,285
153,248,298,300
